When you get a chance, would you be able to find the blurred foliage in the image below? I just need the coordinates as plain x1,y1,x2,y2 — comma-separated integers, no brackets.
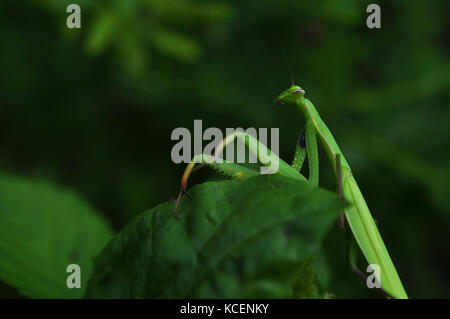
0,0,449,298
0,173,112,298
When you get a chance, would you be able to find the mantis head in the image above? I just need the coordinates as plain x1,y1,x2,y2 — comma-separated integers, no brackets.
275,85,305,105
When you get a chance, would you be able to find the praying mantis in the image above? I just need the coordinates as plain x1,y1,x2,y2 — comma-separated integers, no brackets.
173,84,408,299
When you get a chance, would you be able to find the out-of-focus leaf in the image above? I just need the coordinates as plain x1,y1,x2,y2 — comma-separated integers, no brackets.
117,32,148,77
150,1,232,25
351,64,450,111
320,0,361,25
153,29,202,62
290,258,321,298
85,10,117,54
0,173,113,298
86,175,347,298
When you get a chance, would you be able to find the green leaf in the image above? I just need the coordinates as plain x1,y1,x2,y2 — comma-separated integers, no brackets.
0,173,113,298
290,258,321,298
153,29,202,62
85,10,117,55
86,175,347,298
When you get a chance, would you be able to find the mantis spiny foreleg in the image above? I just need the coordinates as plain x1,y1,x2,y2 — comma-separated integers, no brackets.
291,130,306,171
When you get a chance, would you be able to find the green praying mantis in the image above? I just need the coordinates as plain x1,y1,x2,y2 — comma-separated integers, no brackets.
173,84,408,299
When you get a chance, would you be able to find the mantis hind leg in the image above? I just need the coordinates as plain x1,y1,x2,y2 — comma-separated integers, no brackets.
177,130,284,203
336,154,345,228
214,131,302,179
174,131,305,218
173,153,258,219
336,154,395,299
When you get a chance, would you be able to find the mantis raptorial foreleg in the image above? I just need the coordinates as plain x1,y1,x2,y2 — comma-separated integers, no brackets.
292,121,319,187
291,129,306,171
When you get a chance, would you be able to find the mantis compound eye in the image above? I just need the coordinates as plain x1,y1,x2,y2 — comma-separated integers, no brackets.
291,88,305,95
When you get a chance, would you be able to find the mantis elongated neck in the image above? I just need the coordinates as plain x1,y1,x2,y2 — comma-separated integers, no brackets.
294,96,308,114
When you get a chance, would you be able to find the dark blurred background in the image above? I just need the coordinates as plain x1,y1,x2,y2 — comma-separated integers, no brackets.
0,0,449,298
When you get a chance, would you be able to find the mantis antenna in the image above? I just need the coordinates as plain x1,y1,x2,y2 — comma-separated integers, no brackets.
279,45,295,86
